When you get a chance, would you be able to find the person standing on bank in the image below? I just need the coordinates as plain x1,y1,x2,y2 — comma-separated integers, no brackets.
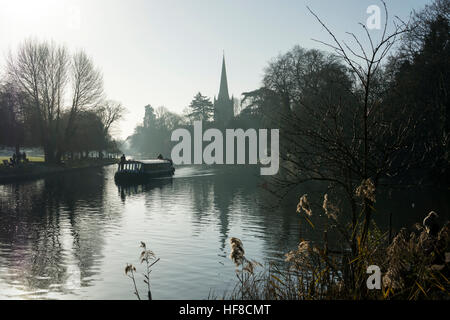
120,154,126,170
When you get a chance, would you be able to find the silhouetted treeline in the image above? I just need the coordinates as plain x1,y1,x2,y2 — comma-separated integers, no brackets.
129,105,185,158
385,0,449,184
121,1,449,192
0,39,126,162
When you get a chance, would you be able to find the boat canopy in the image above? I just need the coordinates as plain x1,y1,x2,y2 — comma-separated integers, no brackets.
137,159,171,165
117,158,173,174
121,159,170,164
118,159,172,170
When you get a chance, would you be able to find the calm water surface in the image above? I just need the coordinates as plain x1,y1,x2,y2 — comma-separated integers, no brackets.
0,165,309,299
0,165,446,299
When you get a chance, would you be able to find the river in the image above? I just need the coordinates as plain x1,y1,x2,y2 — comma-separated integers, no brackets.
0,164,446,299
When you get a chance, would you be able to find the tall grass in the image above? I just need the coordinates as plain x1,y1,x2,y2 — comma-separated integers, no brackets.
225,181,449,300
125,241,160,300
124,184,449,300
225,223,448,300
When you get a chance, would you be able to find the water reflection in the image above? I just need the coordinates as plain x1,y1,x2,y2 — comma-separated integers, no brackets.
0,165,445,299
0,165,336,299
116,178,173,203
0,168,115,298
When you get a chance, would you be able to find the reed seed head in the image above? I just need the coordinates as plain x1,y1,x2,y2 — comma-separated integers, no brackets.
355,178,376,203
229,237,245,266
297,194,312,216
125,263,136,275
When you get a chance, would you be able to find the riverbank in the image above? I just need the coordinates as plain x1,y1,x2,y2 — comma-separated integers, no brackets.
222,218,450,300
0,158,118,184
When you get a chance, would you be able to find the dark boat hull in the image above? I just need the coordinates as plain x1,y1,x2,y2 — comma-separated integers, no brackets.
114,168,175,184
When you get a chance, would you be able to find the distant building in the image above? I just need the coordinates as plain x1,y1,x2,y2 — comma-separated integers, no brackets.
213,55,234,126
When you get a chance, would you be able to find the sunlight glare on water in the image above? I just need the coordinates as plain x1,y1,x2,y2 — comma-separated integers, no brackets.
0,165,305,299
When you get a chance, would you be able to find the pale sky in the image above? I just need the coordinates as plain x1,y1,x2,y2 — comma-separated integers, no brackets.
0,0,431,139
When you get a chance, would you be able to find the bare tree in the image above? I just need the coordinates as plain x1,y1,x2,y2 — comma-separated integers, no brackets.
261,1,414,262
0,82,29,154
304,1,411,246
61,50,104,160
7,39,104,163
398,0,449,59
96,100,126,136
7,39,69,163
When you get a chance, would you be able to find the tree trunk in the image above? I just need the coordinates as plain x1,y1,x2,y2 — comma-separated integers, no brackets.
44,147,54,163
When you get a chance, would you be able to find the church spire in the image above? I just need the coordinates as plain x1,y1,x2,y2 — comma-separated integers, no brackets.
214,52,234,126
218,53,229,101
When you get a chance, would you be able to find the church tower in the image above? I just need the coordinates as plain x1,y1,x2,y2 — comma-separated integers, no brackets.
214,54,234,126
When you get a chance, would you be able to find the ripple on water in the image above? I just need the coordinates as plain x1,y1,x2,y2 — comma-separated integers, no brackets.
0,165,309,299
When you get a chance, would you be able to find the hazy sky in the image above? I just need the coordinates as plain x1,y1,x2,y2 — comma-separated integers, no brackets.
0,0,431,139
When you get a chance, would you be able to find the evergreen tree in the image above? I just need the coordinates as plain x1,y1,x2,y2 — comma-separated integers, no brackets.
187,92,214,122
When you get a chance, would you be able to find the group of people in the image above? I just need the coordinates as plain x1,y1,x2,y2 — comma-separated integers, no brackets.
8,152,28,166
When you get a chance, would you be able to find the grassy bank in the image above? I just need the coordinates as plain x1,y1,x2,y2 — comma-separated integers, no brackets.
0,156,45,163
0,158,118,183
